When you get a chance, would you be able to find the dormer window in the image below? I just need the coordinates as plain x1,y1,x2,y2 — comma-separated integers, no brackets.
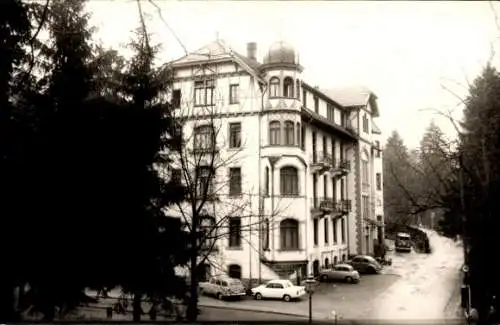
269,77,280,98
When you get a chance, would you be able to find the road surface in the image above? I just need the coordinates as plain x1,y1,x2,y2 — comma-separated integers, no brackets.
361,229,464,321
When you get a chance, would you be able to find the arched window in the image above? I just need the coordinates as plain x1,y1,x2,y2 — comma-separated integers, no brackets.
296,122,301,147
269,77,280,98
280,166,298,196
333,256,338,265
269,121,281,145
283,77,294,98
325,257,330,268
296,80,301,99
228,264,242,279
280,218,299,250
284,120,295,145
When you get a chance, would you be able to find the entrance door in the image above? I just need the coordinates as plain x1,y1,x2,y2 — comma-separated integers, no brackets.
313,260,320,277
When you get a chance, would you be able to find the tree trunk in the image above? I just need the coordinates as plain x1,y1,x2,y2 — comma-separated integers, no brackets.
133,290,142,321
186,237,199,322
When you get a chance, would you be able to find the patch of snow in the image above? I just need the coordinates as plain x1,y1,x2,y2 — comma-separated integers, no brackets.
366,230,464,320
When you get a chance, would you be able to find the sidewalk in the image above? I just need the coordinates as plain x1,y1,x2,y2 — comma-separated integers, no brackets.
198,296,310,319
443,266,465,320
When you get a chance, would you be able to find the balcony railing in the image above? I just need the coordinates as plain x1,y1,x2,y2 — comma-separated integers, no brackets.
311,197,334,212
311,197,353,215
190,145,219,155
338,199,352,213
331,159,351,177
310,151,334,173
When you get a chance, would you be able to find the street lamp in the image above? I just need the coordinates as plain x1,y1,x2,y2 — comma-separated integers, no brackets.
305,276,317,325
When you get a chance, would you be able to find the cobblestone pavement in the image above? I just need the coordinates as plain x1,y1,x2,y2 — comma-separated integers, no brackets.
199,273,400,320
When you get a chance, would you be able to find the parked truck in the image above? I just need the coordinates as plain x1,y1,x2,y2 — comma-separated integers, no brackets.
395,232,412,253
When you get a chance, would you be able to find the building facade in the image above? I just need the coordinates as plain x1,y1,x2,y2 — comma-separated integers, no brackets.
167,39,384,283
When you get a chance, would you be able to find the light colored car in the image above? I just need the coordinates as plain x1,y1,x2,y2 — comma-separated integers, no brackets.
251,279,306,302
319,264,360,283
348,255,383,274
199,275,246,300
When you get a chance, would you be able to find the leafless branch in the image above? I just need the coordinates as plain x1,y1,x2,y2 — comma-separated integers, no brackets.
146,0,188,56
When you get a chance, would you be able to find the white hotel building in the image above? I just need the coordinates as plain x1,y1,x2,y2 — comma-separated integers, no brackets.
168,39,384,284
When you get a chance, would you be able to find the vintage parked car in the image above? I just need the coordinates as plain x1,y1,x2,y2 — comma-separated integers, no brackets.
199,275,246,300
347,255,383,274
319,264,360,283
251,279,307,302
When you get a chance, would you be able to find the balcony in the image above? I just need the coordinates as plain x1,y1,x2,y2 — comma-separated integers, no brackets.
310,151,334,174
310,197,334,216
338,199,352,213
189,145,219,156
331,159,351,177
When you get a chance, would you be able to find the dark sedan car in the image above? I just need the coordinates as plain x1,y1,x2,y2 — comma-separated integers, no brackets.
347,255,383,274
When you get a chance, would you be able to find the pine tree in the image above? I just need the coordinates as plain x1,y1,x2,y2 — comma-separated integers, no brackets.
0,0,32,321
459,64,500,324
383,130,415,226
117,4,187,321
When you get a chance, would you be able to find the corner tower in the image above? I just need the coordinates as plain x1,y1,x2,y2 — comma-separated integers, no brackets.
261,41,304,152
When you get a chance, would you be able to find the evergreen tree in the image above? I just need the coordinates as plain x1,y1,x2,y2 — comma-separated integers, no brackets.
0,0,187,320
117,6,187,321
383,130,415,226
0,0,32,321
459,64,500,324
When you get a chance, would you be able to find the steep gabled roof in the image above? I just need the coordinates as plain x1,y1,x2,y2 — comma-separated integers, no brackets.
169,39,264,84
372,121,382,134
322,85,379,117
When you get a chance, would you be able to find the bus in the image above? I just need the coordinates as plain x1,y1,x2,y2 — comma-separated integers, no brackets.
395,232,412,253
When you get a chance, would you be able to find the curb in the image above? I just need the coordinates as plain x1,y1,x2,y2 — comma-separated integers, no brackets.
198,303,310,319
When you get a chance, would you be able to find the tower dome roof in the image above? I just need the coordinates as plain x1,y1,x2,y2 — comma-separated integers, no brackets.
263,41,299,65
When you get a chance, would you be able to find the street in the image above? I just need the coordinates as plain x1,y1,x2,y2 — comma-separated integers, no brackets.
200,229,465,322
361,229,464,320
199,273,400,319
78,229,464,323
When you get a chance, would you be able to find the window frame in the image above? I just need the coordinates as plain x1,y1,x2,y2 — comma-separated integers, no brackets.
229,167,242,196
284,120,295,145
193,125,215,151
283,77,294,98
269,77,280,98
280,218,300,250
269,121,281,145
229,84,239,104
280,166,299,196
228,122,242,149
194,79,215,107
228,217,242,248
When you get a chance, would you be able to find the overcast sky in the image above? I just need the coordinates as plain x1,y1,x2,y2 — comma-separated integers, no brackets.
87,0,500,149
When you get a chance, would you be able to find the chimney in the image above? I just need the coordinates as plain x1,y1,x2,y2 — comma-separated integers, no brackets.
247,42,257,60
